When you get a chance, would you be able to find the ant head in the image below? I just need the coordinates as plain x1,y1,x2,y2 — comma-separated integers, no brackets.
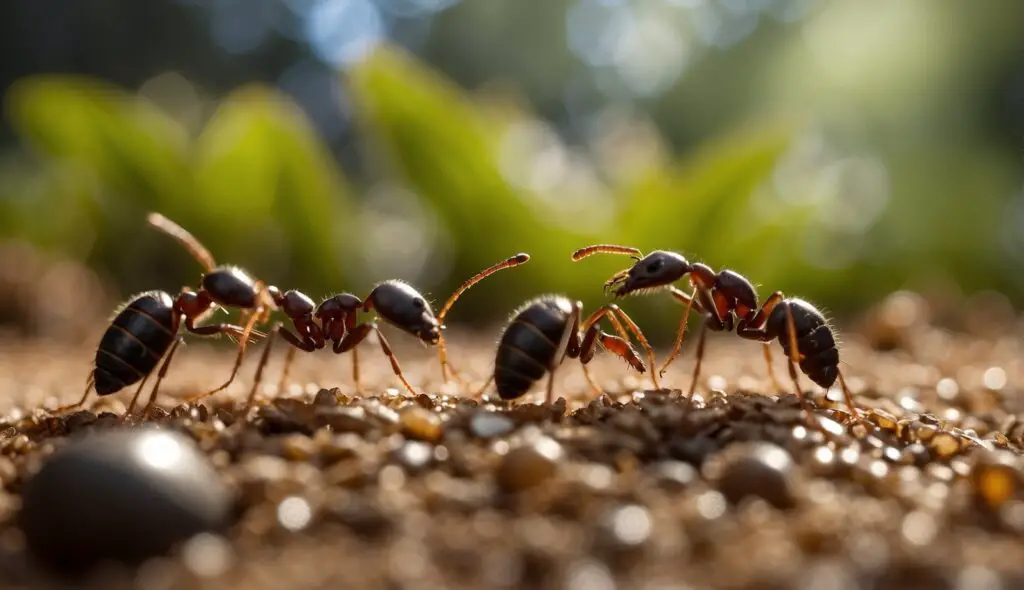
369,280,441,345
609,250,692,297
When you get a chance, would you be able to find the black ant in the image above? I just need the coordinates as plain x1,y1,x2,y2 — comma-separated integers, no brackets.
241,254,531,410
127,212,315,415
572,244,861,420
53,211,285,418
476,295,655,405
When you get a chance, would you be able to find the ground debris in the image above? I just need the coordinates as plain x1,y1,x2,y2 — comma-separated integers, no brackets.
0,317,1022,589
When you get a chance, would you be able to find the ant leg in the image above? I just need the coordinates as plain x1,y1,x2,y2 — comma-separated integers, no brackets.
572,325,604,398
138,338,184,419
186,308,264,403
686,322,709,401
243,323,281,415
436,253,531,385
736,292,786,392
603,307,660,389
836,370,862,421
336,324,418,396
781,302,817,426
658,286,700,378
120,369,154,423
352,347,361,394
54,375,95,413
473,375,495,399
575,311,643,397
762,344,783,392
273,325,318,394
277,347,297,394
545,301,582,406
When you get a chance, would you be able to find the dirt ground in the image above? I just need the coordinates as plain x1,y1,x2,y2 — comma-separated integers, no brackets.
0,292,1023,590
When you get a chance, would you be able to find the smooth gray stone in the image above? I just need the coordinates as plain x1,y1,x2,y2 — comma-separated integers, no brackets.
20,428,232,574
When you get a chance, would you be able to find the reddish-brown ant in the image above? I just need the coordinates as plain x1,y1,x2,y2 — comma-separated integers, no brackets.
241,254,531,411
572,244,861,420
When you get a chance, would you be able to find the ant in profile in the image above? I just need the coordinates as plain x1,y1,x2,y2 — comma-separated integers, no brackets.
132,211,339,413
241,254,532,411
53,212,287,419
477,295,654,405
572,244,861,419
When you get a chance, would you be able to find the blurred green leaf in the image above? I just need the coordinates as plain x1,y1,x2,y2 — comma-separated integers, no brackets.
347,45,592,315
6,75,190,205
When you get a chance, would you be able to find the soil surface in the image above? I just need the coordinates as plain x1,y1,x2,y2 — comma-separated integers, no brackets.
0,293,1022,590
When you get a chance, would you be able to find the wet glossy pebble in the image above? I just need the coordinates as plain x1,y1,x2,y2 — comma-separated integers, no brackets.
715,442,798,510
20,428,232,574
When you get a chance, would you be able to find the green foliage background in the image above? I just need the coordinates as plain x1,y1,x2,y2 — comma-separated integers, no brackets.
2,0,1023,344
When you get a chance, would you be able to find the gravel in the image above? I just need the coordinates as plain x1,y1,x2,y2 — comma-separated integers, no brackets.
0,292,1020,589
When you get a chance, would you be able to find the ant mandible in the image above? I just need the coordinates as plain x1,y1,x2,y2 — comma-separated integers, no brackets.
572,244,861,420
241,254,531,411
477,295,651,405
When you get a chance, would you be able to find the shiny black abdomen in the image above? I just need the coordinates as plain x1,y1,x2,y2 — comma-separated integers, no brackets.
493,296,573,400
93,291,177,396
202,266,258,308
766,298,839,389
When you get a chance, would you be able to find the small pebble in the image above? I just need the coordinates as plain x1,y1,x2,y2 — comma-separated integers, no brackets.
714,442,799,510
496,437,563,493
400,406,443,443
469,412,516,439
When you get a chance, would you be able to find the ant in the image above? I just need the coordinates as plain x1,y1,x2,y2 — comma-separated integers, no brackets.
476,295,655,405
126,212,318,415
53,209,286,418
572,244,861,420
241,254,532,411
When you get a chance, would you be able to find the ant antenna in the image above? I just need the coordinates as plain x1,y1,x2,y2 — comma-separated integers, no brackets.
147,212,217,272
571,244,643,261
437,253,531,383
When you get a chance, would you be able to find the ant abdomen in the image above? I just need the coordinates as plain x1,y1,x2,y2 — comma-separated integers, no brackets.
494,296,573,400
767,299,840,389
94,291,176,396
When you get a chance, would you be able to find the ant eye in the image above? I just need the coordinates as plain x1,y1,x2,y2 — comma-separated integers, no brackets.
413,298,425,309
646,260,663,274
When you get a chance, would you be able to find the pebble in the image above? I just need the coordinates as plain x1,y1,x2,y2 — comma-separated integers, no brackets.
496,436,564,493
970,450,1021,511
400,406,443,443
714,442,799,510
20,428,232,573
469,412,515,439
